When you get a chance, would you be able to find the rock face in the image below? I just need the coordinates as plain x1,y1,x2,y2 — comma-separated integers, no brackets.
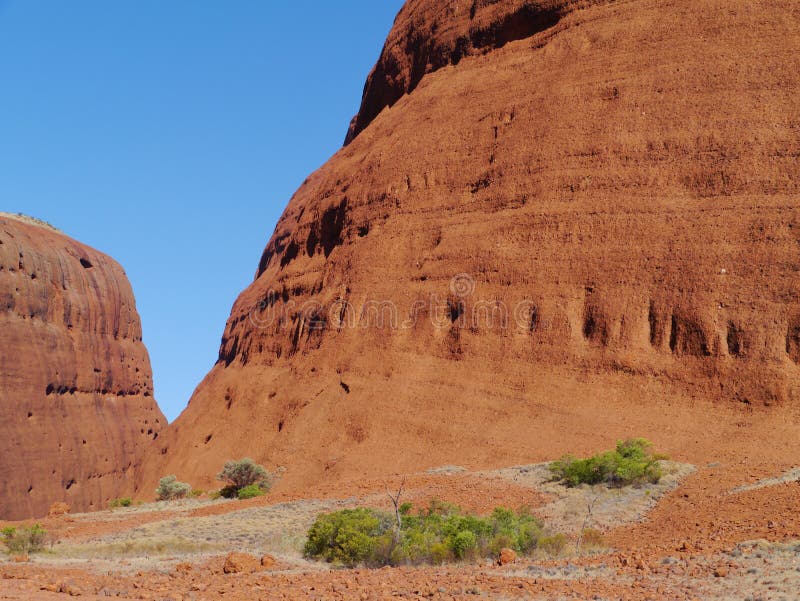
0,214,164,519
141,0,800,494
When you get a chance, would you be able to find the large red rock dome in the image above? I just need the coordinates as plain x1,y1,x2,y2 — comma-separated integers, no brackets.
140,0,800,496
0,214,164,519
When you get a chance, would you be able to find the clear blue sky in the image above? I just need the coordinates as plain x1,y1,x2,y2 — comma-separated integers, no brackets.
0,1,404,421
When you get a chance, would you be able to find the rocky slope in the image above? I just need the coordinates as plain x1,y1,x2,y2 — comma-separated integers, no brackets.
141,0,800,494
0,214,164,519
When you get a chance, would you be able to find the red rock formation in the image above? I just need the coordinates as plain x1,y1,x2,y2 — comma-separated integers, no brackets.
141,0,800,495
0,214,164,519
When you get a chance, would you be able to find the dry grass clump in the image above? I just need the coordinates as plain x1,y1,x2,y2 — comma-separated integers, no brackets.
53,536,221,559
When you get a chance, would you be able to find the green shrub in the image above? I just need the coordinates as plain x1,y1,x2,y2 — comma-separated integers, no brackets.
488,507,543,554
549,439,665,487
237,484,265,500
109,497,132,508
429,541,451,565
190,489,205,498
1,525,47,554
155,475,192,501
304,502,556,568
450,530,477,559
217,458,272,497
304,508,392,566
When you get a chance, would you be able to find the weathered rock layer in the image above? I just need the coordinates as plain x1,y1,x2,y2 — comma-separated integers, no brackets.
0,214,164,519
143,0,800,494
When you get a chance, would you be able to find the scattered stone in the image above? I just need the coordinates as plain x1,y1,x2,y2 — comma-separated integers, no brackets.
260,554,276,569
222,552,262,574
58,580,84,596
498,548,517,565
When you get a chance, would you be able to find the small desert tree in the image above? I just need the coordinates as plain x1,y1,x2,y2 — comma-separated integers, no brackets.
155,475,192,501
549,438,665,488
217,458,272,497
385,478,406,540
1,525,48,554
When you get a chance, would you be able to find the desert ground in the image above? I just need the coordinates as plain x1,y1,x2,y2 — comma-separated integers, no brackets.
2,419,799,600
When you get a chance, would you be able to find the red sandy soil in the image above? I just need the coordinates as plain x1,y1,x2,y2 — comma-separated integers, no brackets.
2,447,800,599
3,388,798,599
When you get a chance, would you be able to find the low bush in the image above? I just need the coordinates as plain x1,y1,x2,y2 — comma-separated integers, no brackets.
304,502,557,568
109,497,132,508
450,530,478,560
549,439,665,487
217,458,272,497
305,508,390,566
237,484,265,500
1,525,48,554
155,475,192,501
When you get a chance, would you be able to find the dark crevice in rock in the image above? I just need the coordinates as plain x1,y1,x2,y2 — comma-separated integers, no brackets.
219,335,240,367
669,313,711,357
582,303,609,346
648,301,662,348
448,299,465,324
786,318,800,364
528,306,539,332
726,322,746,358
307,199,349,258
279,240,300,268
